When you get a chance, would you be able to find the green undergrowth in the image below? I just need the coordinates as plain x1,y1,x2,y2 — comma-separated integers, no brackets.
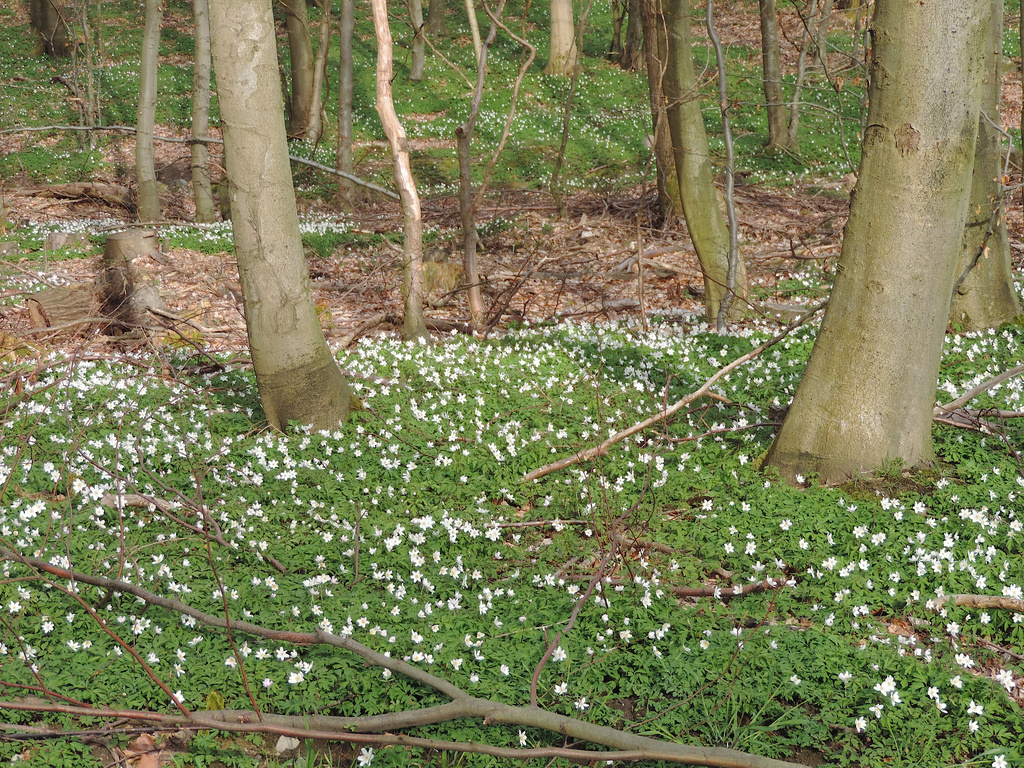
1,321,1023,767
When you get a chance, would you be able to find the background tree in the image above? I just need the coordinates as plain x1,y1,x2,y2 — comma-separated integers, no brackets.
409,0,427,81
543,0,577,75
758,0,789,149
426,0,446,36
210,0,352,431
371,0,429,341
765,0,989,484
136,0,162,222
336,0,356,210
29,0,72,57
618,0,644,71
949,0,1022,331
664,0,747,321
281,0,315,138
191,0,216,223
640,0,681,224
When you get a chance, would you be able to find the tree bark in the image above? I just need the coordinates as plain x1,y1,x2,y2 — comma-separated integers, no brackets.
30,0,73,58
336,0,356,210
370,0,429,341
619,0,644,71
764,0,989,484
306,0,333,143
640,0,679,224
192,0,216,223
759,0,789,149
136,0,162,222
426,0,446,36
409,0,427,81
664,0,746,322
949,0,1022,330
543,0,577,75
465,0,483,69
282,0,315,138
209,0,351,432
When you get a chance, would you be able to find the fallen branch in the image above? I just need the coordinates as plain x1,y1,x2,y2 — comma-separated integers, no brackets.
934,363,1024,417
931,594,1024,613
523,301,828,482
0,548,805,768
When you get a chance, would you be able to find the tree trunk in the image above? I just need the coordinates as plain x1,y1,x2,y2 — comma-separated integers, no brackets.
608,0,624,63
664,0,745,322
191,0,216,223
619,0,644,71
543,0,577,75
409,0,426,81
306,0,333,143
764,0,988,485
136,0,162,223
30,0,73,58
759,0,789,149
465,0,483,68
282,0,315,138
426,0,446,36
336,0,355,210
640,0,679,224
949,0,1022,330
370,0,429,341
209,0,351,432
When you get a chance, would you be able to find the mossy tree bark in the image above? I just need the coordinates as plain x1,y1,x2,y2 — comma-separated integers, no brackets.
663,0,747,322
371,0,429,341
544,0,578,75
136,0,162,222
949,0,1022,330
210,0,351,432
191,0,216,223
764,0,988,485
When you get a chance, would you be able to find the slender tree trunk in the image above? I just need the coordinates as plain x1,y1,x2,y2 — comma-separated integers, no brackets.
609,0,624,63
192,0,216,223
136,0,162,222
456,3,504,327
465,0,483,68
949,0,1022,330
619,0,644,71
759,0,789,149
209,0,351,432
30,0,73,58
282,0,315,138
765,0,988,485
544,0,577,75
306,0,333,143
336,0,355,210
426,0,446,36
664,0,745,321
409,0,426,81
371,0,429,341
640,0,679,223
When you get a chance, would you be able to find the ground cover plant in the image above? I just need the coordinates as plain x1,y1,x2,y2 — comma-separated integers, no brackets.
1,319,1023,767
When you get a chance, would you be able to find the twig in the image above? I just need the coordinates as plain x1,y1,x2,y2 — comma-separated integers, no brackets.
523,300,827,482
933,363,1024,416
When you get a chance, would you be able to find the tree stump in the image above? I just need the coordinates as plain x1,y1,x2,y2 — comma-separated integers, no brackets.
25,230,165,337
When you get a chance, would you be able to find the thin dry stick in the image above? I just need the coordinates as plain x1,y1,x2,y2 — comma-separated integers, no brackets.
931,594,1024,613
933,363,1024,416
523,301,828,482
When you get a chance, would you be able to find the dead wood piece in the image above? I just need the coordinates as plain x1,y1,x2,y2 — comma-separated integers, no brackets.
931,594,1024,613
25,285,99,334
15,182,132,209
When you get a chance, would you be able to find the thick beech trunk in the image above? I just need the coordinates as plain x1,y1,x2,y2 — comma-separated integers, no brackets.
191,0,216,223
544,0,577,75
210,0,351,432
765,0,988,484
136,0,162,222
949,0,1022,330
370,0,429,341
426,0,446,36
664,0,746,321
640,0,679,223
